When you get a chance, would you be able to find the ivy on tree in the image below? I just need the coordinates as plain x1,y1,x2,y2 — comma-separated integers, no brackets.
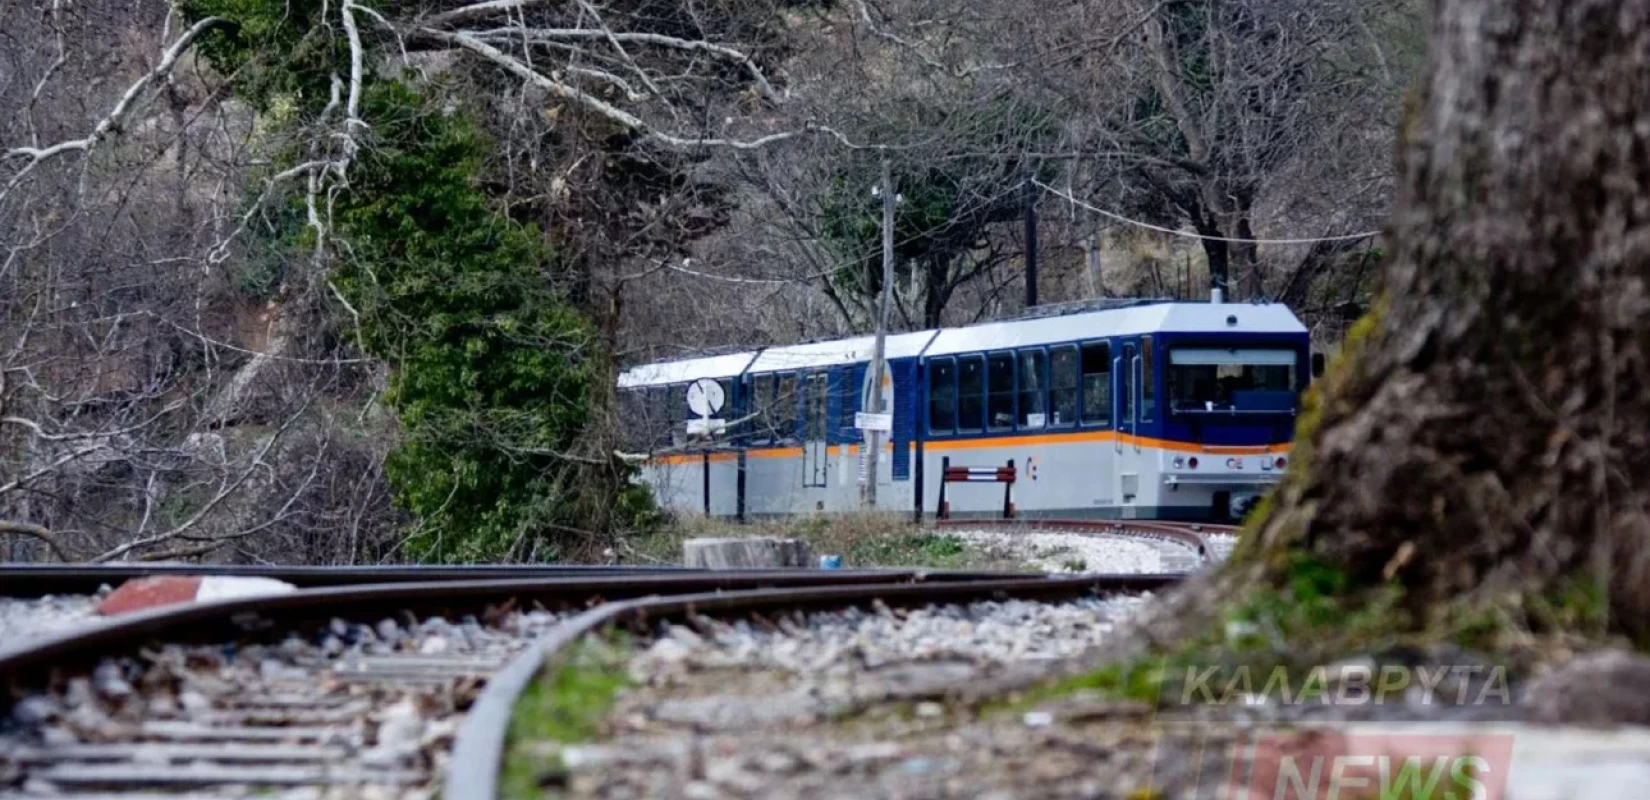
184,0,648,561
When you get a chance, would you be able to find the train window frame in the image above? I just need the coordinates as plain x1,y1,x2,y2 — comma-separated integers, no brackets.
956,354,986,434
1017,348,1048,430
1079,341,1113,427
1048,345,1079,428
927,357,958,436
986,351,1016,433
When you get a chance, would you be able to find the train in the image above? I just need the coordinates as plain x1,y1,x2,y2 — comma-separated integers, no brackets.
616,297,1320,523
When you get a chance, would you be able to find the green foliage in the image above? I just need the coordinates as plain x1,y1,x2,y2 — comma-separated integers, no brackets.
236,196,306,301
500,633,634,800
332,80,604,561
1528,574,1610,639
181,0,340,114
179,0,653,562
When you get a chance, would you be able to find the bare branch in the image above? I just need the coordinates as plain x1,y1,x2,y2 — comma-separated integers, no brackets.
463,25,778,101
2,16,227,202
0,520,69,562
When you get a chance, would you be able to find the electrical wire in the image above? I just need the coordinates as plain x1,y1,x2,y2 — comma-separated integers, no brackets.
1034,180,1383,246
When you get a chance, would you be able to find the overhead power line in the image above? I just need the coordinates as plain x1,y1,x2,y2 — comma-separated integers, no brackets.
1034,180,1383,246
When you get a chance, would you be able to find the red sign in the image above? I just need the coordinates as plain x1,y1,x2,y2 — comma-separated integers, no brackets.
1224,731,1515,800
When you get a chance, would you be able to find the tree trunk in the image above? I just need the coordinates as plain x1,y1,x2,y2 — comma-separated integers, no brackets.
683,537,813,569
1191,0,1650,646
1192,215,1230,299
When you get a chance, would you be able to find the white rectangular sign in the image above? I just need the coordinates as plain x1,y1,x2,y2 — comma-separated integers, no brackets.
855,412,893,432
686,418,726,436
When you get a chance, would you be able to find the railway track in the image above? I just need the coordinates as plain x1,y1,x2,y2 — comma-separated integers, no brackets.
935,518,1240,571
0,563,708,599
0,567,1181,800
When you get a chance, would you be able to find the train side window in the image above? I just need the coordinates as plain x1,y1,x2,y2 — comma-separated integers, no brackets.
839,367,860,434
1141,337,1156,421
1018,350,1047,429
776,373,799,441
986,352,1015,432
957,355,985,433
1049,346,1078,427
928,358,957,434
1081,342,1112,426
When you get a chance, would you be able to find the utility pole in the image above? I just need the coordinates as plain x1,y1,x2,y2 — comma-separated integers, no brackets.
1024,171,1039,308
862,156,895,509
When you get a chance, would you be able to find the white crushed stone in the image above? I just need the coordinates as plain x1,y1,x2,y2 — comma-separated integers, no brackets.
1205,532,1239,561
633,595,1149,678
0,594,101,648
947,528,1163,574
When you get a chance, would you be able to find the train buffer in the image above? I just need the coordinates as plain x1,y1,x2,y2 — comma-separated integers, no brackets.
937,456,1017,520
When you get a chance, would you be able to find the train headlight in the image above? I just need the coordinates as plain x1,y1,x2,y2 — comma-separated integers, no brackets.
1172,457,1185,469
1187,457,1199,469
1275,456,1288,470
1226,457,1242,470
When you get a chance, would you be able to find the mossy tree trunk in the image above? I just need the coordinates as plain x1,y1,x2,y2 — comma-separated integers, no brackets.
1189,0,1650,648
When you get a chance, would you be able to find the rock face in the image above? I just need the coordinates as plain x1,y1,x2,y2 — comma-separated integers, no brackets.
682,537,812,569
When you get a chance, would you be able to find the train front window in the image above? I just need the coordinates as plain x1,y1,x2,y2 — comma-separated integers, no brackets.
1168,348,1300,413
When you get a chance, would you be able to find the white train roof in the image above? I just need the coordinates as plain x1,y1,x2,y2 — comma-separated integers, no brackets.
618,350,757,388
922,302,1306,357
618,302,1305,388
744,330,939,375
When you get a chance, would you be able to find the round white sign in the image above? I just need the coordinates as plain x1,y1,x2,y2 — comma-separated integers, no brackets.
686,378,725,418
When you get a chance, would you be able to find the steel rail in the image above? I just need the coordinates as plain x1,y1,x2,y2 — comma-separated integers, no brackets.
0,568,1055,696
0,562,919,598
444,572,1179,800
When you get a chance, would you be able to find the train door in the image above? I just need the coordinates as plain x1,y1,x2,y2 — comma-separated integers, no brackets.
1115,341,1141,518
802,372,829,488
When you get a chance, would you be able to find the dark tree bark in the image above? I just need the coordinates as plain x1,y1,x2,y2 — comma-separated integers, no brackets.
1186,0,1650,645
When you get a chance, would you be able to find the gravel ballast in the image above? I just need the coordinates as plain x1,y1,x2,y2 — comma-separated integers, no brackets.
945,528,1166,574
0,594,100,648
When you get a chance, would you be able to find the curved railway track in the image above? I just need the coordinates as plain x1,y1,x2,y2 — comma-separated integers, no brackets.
935,518,1240,570
0,563,1013,599
0,567,1181,800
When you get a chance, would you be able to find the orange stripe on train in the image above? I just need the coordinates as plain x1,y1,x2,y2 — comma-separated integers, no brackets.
644,430,1289,466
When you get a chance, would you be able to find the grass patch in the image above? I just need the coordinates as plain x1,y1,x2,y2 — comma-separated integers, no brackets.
498,632,634,800
989,554,1412,713
620,512,1028,571
983,661,1171,716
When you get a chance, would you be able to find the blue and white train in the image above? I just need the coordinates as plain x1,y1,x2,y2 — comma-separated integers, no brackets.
617,298,1316,523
